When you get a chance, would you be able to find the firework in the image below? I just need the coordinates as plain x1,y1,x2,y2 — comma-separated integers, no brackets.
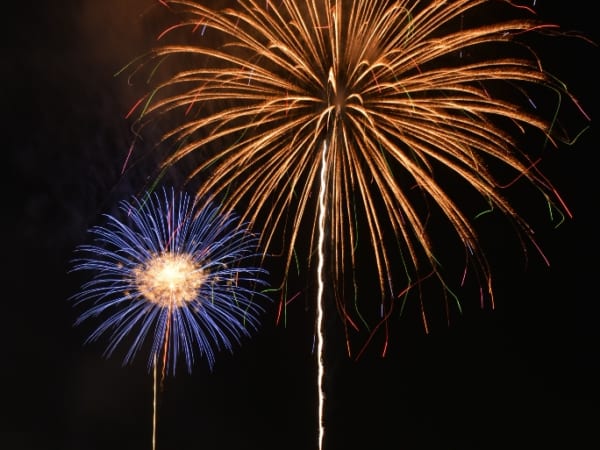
69,186,270,375
125,0,589,354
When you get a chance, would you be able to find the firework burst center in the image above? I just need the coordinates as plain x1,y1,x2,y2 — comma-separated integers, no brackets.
134,253,205,308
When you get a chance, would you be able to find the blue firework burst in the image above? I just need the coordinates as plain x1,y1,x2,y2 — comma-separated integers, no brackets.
69,187,271,374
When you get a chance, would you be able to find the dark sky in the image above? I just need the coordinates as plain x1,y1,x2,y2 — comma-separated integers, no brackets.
5,1,599,449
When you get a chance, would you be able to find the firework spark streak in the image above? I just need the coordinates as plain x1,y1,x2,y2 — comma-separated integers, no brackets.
69,187,270,375
317,141,327,450
125,0,589,355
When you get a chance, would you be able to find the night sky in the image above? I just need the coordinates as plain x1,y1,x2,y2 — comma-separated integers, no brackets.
5,1,599,449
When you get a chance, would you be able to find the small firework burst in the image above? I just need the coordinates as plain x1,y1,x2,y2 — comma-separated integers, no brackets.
69,186,270,374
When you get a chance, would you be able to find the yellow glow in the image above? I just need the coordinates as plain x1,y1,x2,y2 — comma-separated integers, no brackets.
134,253,204,307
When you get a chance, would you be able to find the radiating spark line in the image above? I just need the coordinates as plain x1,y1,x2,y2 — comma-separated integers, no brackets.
121,141,135,175
317,140,327,450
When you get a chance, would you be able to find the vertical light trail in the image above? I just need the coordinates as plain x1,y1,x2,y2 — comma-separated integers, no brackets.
152,356,157,450
317,140,327,450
